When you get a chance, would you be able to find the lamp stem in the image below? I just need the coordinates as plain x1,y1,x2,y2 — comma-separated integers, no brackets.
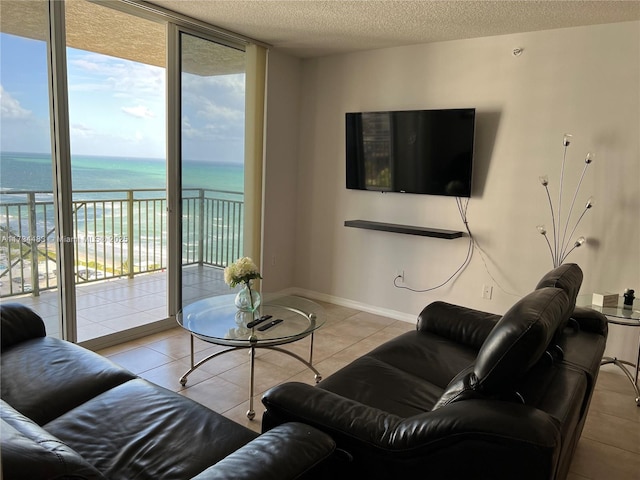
556,144,568,265
560,162,589,259
560,242,581,264
542,234,555,267
560,205,589,261
544,184,559,266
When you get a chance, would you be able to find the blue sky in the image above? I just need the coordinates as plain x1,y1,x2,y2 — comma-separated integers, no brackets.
0,33,245,162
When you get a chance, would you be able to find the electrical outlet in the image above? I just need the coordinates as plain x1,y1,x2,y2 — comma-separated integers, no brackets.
395,269,405,283
482,284,493,300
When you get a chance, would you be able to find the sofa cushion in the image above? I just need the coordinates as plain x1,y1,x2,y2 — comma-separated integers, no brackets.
46,378,258,480
1,336,136,425
318,355,445,417
367,330,478,389
1,400,104,480
433,287,569,408
317,330,477,416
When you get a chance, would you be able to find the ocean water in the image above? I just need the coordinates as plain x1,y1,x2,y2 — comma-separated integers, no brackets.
0,151,245,269
0,151,244,192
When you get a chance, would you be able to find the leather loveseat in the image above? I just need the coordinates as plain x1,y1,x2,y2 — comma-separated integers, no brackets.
262,264,608,480
0,303,335,480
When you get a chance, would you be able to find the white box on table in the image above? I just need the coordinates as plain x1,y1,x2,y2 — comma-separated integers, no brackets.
592,292,619,307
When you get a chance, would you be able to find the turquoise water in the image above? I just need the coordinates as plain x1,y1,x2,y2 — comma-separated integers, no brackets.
0,151,244,192
0,152,244,267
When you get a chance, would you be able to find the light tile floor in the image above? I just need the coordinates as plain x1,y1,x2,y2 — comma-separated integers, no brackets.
97,301,640,480
10,265,229,342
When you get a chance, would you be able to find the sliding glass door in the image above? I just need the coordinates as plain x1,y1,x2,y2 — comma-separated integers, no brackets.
64,0,168,342
178,32,246,307
0,0,61,336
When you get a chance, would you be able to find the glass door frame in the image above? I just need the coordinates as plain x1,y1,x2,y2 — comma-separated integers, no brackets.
166,23,250,321
48,0,77,342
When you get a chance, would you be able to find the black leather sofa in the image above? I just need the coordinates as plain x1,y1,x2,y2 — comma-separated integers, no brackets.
0,303,335,480
262,264,608,480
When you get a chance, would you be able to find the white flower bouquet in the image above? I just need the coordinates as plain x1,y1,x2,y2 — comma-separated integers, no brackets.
224,257,262,288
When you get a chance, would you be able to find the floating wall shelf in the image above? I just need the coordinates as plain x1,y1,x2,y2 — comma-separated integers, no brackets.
344,220,463,239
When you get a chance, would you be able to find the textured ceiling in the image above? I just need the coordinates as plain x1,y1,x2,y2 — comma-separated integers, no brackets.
145,0,640,58
0,0,244,76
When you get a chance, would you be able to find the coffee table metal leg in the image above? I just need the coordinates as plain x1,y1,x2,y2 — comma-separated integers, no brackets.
180,345,243,386
601,356,640,405
263,345,322,383
247,346,256,420
179,335,323,419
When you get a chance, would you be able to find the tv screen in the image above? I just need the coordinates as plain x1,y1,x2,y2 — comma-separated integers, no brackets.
345,108,475,197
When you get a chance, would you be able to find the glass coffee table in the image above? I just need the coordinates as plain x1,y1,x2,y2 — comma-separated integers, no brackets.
177,294,325,419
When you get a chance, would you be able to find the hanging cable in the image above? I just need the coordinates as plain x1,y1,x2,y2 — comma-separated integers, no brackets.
393,197,473,292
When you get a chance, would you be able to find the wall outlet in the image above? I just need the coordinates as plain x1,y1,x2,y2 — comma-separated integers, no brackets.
482,284,493,300
395,269,405,283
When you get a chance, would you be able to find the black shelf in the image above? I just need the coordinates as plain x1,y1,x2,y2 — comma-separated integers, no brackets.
344,220,463,239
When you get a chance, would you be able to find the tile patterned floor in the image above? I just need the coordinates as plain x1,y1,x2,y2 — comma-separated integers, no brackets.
96,301,640,480
10,265,229,342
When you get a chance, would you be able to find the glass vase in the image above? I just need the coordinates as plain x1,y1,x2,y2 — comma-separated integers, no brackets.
234,282,261,312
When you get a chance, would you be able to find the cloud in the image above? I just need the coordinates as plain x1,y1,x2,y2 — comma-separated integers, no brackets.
0,84,31,119
198,101,243,122
122,105,155,119
67,51,164,98
70,123,95,137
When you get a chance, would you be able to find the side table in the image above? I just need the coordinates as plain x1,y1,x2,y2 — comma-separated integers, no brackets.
580,298,640,406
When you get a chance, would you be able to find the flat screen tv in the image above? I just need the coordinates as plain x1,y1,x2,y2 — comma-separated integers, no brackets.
345,108,475,197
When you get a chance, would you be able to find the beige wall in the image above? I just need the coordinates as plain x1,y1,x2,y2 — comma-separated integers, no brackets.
264,21,640,361
261,50,302,290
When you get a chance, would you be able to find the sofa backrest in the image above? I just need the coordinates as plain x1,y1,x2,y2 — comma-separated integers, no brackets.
433,287,570,409
535,263,583,335
534,263,583,304
1,303,46,352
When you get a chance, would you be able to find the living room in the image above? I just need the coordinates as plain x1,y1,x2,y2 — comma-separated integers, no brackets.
2,1,639,479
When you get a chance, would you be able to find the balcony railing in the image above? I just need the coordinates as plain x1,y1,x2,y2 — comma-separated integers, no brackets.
0,188,243,297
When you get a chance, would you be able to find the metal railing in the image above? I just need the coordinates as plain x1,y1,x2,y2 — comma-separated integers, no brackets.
0,188,243,297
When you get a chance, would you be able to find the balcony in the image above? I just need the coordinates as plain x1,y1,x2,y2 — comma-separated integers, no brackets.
0,187,244,342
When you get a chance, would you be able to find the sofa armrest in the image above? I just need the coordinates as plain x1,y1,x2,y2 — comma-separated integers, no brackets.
190,422,335,480
263,383,558,451
570,307,608,336
1,303,46,352
262,383,561,478
263,383,561,479
417,301,500,350
262,382,403,445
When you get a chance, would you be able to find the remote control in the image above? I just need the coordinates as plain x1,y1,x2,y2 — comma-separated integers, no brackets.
247,315,272,329
257,318,283,331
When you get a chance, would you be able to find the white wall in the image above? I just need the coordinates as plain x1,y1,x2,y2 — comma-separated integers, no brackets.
264,21,640,361
262,50,302,291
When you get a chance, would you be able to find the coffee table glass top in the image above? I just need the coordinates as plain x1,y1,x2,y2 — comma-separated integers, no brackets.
177,294,325,347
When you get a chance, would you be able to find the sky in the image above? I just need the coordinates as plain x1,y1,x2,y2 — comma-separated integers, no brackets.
0,32,245,163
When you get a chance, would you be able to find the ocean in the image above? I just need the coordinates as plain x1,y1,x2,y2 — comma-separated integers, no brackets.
0,152,245,277
0,151,244,192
